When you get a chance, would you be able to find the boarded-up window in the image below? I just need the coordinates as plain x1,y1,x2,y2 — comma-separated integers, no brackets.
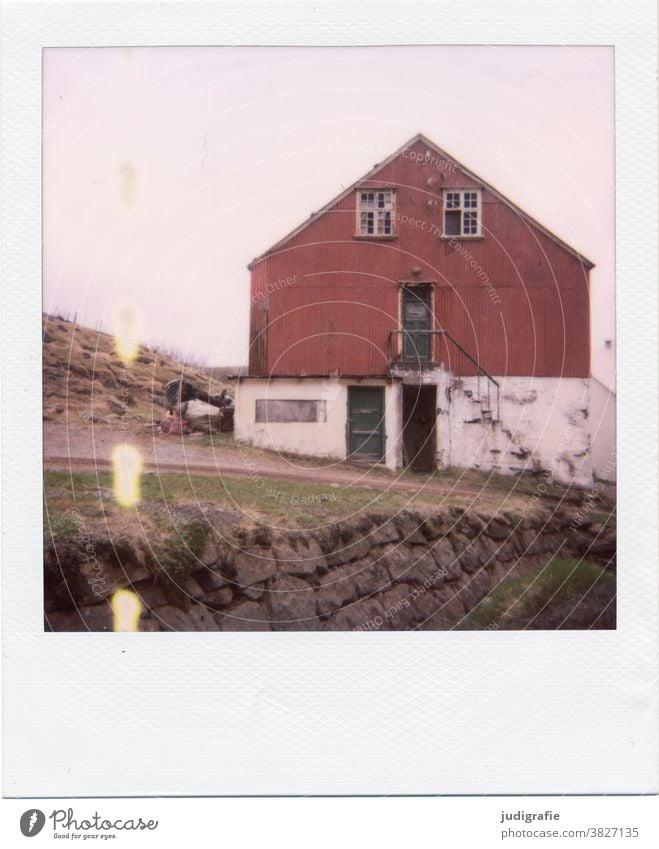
255,399,327,423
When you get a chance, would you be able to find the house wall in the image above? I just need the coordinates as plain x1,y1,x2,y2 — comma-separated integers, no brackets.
441,375,593,486
248,137,591,379
235,378,402,470
236,374,593,486
589,377,616,481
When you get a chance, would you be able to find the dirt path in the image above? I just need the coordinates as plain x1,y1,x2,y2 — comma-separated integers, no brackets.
43,422,591,509
43,423,493,501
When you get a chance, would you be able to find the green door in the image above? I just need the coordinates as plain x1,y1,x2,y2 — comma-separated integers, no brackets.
347,386,385,461
403,286,432,361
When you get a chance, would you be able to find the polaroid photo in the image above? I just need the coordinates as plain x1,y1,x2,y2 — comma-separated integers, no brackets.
1,0,657,802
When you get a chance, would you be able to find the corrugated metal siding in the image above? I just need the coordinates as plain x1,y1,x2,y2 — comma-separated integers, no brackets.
248,138,591,378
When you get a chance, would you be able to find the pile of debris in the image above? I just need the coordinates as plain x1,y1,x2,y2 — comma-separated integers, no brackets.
160,378,234,435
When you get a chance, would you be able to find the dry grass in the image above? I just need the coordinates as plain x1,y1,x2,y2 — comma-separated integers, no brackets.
42,314,231,427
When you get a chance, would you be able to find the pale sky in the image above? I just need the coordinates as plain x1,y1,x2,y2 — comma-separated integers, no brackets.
43,45,615,386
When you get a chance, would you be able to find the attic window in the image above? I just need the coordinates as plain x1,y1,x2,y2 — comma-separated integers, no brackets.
357,190,394,236
443,189,481,237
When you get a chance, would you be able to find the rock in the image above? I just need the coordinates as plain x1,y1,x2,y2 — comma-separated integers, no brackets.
132,579,169,611
326,536,372,568
331,597,387,631
429,537,460,580
45,602,113,632
352,557,392,596
449,532,482,573
273,537,326,576
248,524,272,547
456,568,494,617
218,601,271,631
268,574,318,629
379,584,440,629
177,576,205,598
82,412,111,424
369,520,400,546
199,536,219,567
481,517,513,540
420,514,450,541
232,546,277,587
244,583,265,600
44,540,152,609
379,584,414,623
317,565,361,614
379,543,414,582
192,566,229,593
403,547,446,584
200,587,234,608
153,604,221,631
392,513,426,544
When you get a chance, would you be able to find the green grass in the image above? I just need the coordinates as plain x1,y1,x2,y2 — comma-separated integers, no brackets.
156,519,209,579
43,468,471,530
457,557,616,630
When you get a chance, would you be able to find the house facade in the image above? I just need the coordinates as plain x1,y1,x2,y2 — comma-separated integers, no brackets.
235,134,595,486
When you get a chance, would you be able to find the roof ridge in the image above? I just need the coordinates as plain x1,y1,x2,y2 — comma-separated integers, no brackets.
248,133,595,270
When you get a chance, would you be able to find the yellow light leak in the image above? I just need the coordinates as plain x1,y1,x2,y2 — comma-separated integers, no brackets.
112,589,142,632
112,301,140,363
112,443,143,507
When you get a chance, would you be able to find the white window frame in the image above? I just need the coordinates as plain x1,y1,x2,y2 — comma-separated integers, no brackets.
442,188,482,238
356,189,395,237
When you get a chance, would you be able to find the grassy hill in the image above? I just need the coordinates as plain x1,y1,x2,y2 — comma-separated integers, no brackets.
42,314,231,427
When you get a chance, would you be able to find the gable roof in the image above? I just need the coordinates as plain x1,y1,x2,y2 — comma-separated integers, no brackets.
248,132,595,270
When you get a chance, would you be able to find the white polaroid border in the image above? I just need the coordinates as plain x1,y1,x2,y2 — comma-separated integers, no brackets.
2,1,657,796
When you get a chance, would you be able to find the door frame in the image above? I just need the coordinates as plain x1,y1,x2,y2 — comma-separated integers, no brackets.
398,281,436,362
346,385,385,462
401,384,437,471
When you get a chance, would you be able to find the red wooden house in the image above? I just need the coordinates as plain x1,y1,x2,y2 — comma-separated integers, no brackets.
235,134,594,484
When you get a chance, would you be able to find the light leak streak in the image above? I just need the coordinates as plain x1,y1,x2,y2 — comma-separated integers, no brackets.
112,301,140,363
112,443,143,507
112,589,142,632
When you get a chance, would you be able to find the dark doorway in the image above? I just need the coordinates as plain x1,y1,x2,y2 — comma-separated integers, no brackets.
347,386,385,462
402,385,437,471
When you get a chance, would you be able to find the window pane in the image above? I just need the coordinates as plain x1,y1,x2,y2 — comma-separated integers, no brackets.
463,211,478,234
444,209,461,235
446,192,460,209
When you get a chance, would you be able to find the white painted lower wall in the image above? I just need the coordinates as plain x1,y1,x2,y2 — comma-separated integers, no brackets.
439,374,594,487
589,377,616,481
234,377,401,470
235,373,595,486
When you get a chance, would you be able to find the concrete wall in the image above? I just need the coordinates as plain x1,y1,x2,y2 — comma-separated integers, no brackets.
235,377,401,470
441,375,593,486
236,374,594,487
589,377,616,481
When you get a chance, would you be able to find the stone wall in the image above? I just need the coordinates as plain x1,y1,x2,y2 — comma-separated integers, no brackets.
45,505,615,632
